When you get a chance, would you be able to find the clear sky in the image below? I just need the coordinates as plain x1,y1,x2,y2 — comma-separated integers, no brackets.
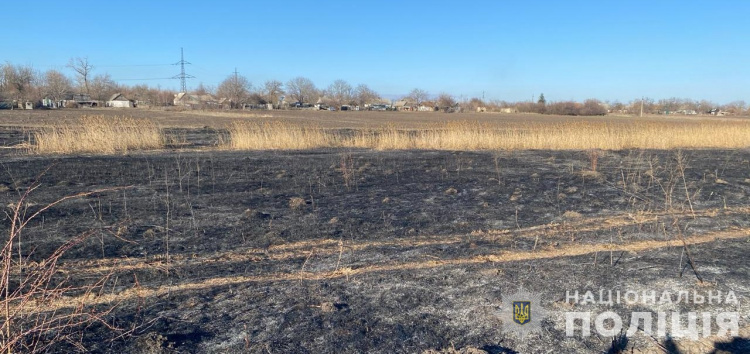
4,1,748,103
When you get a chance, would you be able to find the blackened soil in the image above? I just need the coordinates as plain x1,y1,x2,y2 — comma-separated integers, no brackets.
1,146,749,353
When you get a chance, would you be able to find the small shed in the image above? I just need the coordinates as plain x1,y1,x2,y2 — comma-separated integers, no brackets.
106,93,134,108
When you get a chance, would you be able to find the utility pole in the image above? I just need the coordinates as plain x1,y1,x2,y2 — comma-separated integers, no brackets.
640,97,644,117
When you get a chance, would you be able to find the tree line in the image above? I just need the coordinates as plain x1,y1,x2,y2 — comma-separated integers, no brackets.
1,59,746,115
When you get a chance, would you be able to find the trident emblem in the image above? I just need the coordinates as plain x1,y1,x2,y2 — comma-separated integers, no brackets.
513,301,531,325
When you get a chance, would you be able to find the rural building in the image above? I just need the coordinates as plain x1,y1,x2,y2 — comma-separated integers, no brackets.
41,98,57,108
499,107,518,113
418,102,438,112
106,93,134,108
173,92,220,108
394,100,415,111
476,106,487,112
709,109,727,116
62,93,101,108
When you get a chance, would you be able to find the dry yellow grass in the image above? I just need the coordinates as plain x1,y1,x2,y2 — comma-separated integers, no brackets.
227,120,750,151
182,110,274,119
226,121,340,150
30,116,750,154
31,115,164,154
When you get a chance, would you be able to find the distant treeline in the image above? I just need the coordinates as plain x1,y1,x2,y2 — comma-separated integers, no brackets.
1,60,746,115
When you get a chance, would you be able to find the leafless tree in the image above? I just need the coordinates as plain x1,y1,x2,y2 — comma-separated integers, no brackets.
286,77,317,105
437,93,456,110
89,73,119,101
696,99,715,114
67,57,93,94
217,72,251,108
466,97,486,111
193,82,214,96
354,84,379,107
407,88,428,105
723,100,747,115
0,63,37,105
41,70,72,102
262,80,284,104
327,79,353,107
580,99,607,116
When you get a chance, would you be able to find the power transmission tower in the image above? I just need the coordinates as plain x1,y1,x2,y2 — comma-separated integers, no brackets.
172,48,194,93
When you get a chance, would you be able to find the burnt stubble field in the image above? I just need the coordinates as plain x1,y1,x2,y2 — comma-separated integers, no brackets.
0,112,749,353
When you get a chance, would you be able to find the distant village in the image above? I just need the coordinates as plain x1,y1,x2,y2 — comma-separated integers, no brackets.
0,61,745,116
2,91,741,117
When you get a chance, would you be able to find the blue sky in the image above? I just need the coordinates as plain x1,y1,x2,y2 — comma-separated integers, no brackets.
4,1,748,103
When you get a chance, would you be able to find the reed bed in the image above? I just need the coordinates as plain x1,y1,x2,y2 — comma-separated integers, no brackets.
31,115,164,154
226,120,750,151
30,116,750,153
227,121,341,150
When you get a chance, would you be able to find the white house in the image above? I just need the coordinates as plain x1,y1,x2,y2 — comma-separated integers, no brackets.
106,93,134,108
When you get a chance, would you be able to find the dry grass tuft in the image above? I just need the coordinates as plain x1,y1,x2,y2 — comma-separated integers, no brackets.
31,115,164,154
289,197,306,210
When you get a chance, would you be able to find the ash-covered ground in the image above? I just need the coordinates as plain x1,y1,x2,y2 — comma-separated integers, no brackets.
1,137,748,353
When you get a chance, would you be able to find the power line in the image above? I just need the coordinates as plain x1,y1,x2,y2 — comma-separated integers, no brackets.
114,77,175,81
97,64,173,68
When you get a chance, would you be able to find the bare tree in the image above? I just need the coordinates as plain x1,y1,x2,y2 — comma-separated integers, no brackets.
327,79,353,107
466,97,486,111
437,93,456,111
41,70,72,102
286,77,317,105
262,80,284,105
407,88,428,105
580,99,607,116
723,100,747,115
0,63,38,107
217,72,251,108
89,73,119,101
193,82,214,96
67,57,93,94
354,84,379,107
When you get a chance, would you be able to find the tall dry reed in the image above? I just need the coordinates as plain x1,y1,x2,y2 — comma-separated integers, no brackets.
227,120,750,151
31,115,164,154
226,121,340,150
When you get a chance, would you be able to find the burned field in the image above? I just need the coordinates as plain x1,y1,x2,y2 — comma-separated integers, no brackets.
1,141,749,352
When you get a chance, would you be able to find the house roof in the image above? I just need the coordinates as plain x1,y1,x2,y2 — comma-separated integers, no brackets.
174,92,220,105
393,100,414,108
107,93,129,101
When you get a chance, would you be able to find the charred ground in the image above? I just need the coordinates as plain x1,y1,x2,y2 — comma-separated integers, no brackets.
0,125,749,353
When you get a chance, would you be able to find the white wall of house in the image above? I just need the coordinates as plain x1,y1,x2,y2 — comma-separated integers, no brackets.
107,100,134,108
